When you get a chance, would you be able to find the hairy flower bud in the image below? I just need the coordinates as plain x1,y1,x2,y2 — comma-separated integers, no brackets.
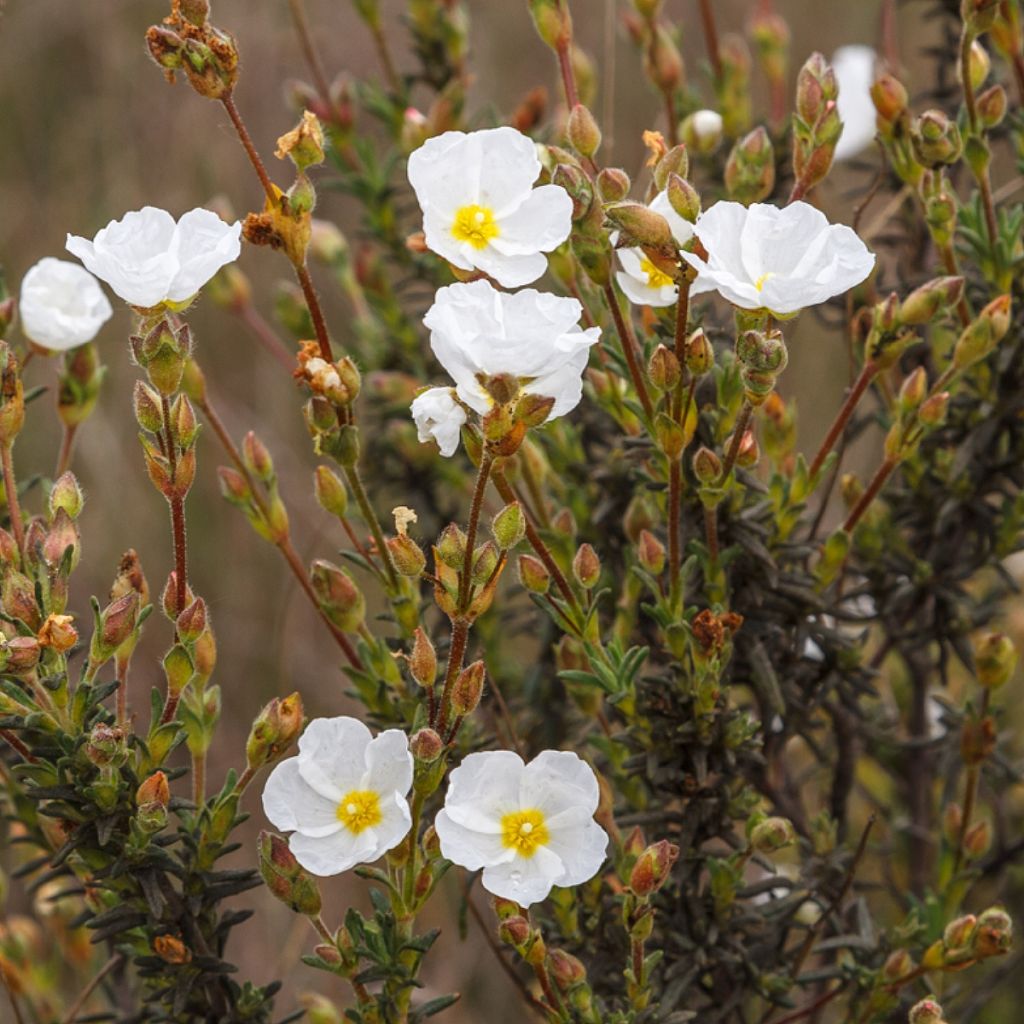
596,167,631,203
567,103,601,158
899,277,964,325
246,692,304,772
972,906,1012,957
912,110,963,167
750,816,797,853
492,502,526,550
629,839,679,896
908,998,945,1024
693,446,722,484
725,126,775,205
49,472,84,521
258,831,322,916
387,533,427,577
313,466,348,517
410,727,443,763
680,109,723,154
409,627,437,688
517,553,551,594
310,560,365,631
572,543,601,588
637,530,666,574
451,660,485,716
954,294,1012,369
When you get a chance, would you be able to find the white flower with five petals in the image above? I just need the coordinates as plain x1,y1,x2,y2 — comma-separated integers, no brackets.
435,749,608,906
423,280,600,423
66,206,242,309
833,46,878,161
262,717,413,876
680,201,875,316
615,190,712,308
407,127,572,288
19,258,113,352
411,387,467,457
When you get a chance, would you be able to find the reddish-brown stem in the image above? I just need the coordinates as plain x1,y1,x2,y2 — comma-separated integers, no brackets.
295,263,335,364
287,0,336,111
808,362,878,481
161,396,188,617
435,617,470,734
668,461,683,585
843,457,898,533
2,443,25,556
221,93,276,202
704,504,719,562
718,402,755,483
60,954,124,1024
697,0,723,81
602,283,654,420
556,41,579,108
939,243,973,327
0,729,36,762
953,688,991,876
237,302,295,371
766,985,845,1024
55,423,77,479
457,454,494,611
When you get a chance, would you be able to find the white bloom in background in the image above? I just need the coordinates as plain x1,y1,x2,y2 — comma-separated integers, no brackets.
615,190,712,308
833,45,878,161
682,109,724,153
66,206,242,309
262,717,413,876
411,387,467,457
407,127,572,288
423,279,600,422
19,258,112,352
436,749,608,906
681,201,875,315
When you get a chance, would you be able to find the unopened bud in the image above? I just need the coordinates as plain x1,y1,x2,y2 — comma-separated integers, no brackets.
899,277,964,325
242,431,274,483
492,502,526,550
977,83,1007,127
567,103,601,157
725,126,775,204
912,110,963,167
796,52,837,124
629,839,679,896
666,173,701,222
49,472,84,521
693,446,721,484
637,529,665,574
572,543,600,588
648,344,681,391
908,998,945,1024
750,816,796,853
451,660,485,716
972,906,1012,957
680,109,723,154
954,294,1012,369
409,628,437,688
517,553,551,593
310,560,365,631
387,533,427,577
313,465,348,517
547,948,587,992
258,831,322,916
963,819,992,859
975,632,1017,689
437,523,468,569
499,914,531,947
410,728,443,763
596,167,631,202
871,73,909,128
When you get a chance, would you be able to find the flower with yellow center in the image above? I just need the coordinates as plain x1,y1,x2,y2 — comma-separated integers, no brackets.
436,749,608,907
614,190,714,309
262,717,413,876
680,201,875,315
408,126,572,288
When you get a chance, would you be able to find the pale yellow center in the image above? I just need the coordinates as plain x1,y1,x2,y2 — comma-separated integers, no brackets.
754,271,776,293
337,789,382,834
501,808,549,858
451,204,500,249
641,257,675,290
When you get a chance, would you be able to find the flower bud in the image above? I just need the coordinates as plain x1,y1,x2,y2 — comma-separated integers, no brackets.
85,723,128,767
963,819,992,859
972,906,1012,957
49,472,84,521
943,914,977,953
410,728,443,763
644,25,684,93
665,173,701,223
0,343,25,445
605,202,674,251
547,948,587,992
975,631,1017,689
965,38,992,91
136,770,170,832
961,714,997,765
517,553,551,594
176,597,207,644
953,294,1012,369
653,143,689,190
912,110,963,167
409,628,437,688
796,52,837,125
726,430,759,469
918,392,949,429
4,635,40,672
90,591,140,665
683,328,714,375
637,529,665,574
977,83,1007,128
451,660,485,716
300,994,344,1024
313,465,348,517
693,446,721,484
246,692,304,772
572,543,600,588
881,948,914,981
258,831,322,916
492,502,526,550
680,109,723,154
898,367,928,415
750,816,797,853
567,104,601,158
647,344,681,392
596,167,631,202
437,523,468,569
242,431,274,483
310,560,365,631
629,839,679,896
499,914,531,948
871,73,909,129
908,998,945,1024
725,126,775,205
899,277,964,325
3,571,40,630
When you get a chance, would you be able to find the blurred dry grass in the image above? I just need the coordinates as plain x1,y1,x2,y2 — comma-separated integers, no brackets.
0,1,942,1019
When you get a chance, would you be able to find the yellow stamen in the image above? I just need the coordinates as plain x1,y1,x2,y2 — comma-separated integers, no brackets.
640,257,674,290
754,271,776,292
451,204,500,250
501,808,550,858
337,789,382,834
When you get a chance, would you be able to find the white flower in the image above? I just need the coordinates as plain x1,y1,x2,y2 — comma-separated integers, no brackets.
680,201,875,315
411,387,467,457
435,749,608,906
423,280,600,422
615,191,713,308
407,127,572,288
682,109,724,153
66,206,242,309
833,45,878,161
262,717,413,876
19,258,112,352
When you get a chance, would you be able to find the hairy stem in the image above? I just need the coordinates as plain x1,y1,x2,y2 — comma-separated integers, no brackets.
1,443,24,556
808,362,878,481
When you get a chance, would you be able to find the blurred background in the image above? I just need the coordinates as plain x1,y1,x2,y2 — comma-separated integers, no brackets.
0,1,948,1019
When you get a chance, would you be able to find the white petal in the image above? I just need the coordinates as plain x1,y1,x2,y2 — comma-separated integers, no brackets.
474,127,544,214
19,258,112,351
520,749,600,819
408,131,479,217
649,190,696,247
289,826,379,876
435,809,516,871
833,45,878,161
370,791,413,856
480,845,564,907
615,266,677,309
363,729,414,798
297,716,373,801
547,819,608,888
262,757,342,838
421,206,476,272
168,208,242,301
491,185,572,255
411,387,467,457
524,335,599,420
469,246,549,288
443,749,524,831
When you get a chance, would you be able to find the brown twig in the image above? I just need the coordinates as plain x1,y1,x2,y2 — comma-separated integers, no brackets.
842,458,897,533
808,362,878,481
61,954,124,1024
55,423,78,478
2,443,25,555
602,282,654,420
221,93,276,203
697,0,723,81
